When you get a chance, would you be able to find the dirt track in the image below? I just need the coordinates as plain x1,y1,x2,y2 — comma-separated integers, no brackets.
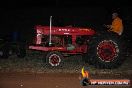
0,48,132,88
0,72,131,88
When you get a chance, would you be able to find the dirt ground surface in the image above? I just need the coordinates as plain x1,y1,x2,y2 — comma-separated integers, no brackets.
0,46,132,88
0,72,131,88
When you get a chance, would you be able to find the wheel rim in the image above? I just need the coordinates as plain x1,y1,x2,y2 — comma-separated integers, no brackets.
97,40,119,62
49,54,61,66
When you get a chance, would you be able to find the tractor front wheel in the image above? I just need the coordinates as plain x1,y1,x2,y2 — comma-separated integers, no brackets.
46,51,64,66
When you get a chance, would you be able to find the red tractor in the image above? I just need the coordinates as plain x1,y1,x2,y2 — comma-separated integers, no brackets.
29,17,125,68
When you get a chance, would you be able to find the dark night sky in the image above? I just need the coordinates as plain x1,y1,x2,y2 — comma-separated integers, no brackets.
0,0,132,42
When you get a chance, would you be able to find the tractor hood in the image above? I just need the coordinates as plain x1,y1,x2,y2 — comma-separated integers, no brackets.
35,25,96,36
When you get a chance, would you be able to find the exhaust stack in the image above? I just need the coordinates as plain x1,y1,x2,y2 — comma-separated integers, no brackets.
49,16,52,46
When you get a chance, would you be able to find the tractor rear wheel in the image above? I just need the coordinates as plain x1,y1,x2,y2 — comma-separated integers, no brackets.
89,34,125,69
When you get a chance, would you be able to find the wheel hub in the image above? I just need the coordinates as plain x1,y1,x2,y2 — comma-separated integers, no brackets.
97,40,119,62
49,54,61,66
